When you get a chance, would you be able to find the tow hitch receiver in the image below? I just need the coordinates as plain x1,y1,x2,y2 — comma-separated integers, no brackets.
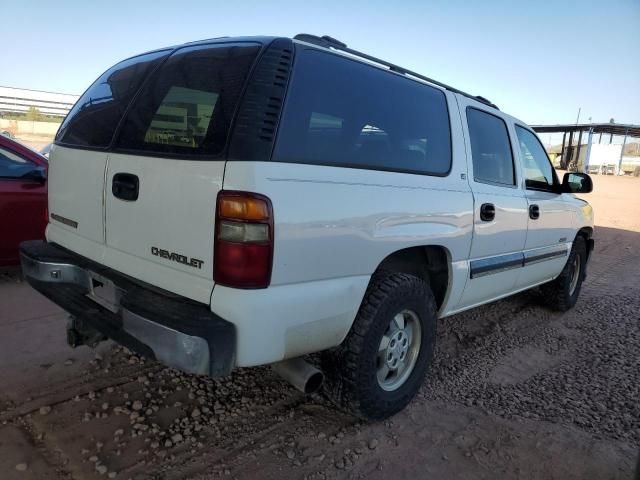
66,316,107,348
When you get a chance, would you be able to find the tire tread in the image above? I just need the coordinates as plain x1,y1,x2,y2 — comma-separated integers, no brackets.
322,271,437,420
540,236,587,312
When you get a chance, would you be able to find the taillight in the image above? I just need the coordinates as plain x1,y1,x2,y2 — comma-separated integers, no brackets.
214,191,273,289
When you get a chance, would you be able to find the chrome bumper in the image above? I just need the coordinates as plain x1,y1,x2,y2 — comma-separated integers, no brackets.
122,309,210,375
20,248,216,376
20,252,93,289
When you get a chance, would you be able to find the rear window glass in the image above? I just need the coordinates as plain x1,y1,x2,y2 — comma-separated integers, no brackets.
115,43,261,157
273,48,451,175
56,50,169,148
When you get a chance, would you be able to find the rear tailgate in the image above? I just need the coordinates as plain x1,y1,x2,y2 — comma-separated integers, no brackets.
102,42,262,301
105,154,223,283
47,146,107,244
48,50,170,248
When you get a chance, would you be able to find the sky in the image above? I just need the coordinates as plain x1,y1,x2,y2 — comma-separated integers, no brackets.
2,0,639,128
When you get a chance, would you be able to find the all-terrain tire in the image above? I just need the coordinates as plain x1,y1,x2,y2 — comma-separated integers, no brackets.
540,236,587,312
321,271,437,420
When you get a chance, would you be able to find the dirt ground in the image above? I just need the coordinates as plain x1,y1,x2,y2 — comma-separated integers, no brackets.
1,174,639,480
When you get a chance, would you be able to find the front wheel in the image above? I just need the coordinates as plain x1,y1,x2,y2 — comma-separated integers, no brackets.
321,272,437,420
540,236,587,311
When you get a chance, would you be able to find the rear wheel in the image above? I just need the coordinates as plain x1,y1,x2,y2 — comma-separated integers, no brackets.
322,272,437,420
540,236,587,311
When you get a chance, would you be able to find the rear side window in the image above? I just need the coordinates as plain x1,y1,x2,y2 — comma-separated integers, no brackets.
466,108,515,186
273,48,451,175
115,43,261,157
56,50,169,148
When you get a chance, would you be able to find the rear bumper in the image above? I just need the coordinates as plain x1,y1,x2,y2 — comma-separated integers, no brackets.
19,240,235,377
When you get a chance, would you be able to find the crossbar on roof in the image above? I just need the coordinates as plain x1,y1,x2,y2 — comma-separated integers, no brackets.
532,123,640,138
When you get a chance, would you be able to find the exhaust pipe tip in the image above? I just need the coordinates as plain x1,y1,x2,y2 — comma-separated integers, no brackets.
272,357,324,394
302,370,324,394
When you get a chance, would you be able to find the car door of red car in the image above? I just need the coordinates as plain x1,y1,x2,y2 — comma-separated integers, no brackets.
0,142,48,265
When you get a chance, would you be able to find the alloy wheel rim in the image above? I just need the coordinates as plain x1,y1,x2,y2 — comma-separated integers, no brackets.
376,309,422,391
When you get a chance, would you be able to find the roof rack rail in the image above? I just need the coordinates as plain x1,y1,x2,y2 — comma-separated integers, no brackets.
293,34,499,110
183,36,230,45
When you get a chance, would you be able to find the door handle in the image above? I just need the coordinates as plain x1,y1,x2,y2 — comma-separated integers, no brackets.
480,203,495,222
112,173,139,201
529,204,540,220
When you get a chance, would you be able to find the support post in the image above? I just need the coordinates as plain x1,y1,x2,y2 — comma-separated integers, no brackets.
567,130,574,168
617,127,629,175
560,132,567,168
584,127,594,173
598,132,602,144
575,129,583,170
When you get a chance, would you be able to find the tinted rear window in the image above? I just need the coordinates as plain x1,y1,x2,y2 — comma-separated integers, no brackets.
273,48,451,175
115,43,261,157
56,50,169,148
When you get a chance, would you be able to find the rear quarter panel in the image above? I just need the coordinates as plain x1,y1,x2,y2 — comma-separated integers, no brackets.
219,98,474,365
223,161,474,285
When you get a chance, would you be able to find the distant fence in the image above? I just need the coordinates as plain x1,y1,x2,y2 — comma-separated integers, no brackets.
0,119,60,136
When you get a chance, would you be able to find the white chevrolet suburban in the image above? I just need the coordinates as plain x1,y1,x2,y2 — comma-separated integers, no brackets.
20,34,594,420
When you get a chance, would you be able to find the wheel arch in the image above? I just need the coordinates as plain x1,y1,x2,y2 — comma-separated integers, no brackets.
577,226,594,262
374,245,451,311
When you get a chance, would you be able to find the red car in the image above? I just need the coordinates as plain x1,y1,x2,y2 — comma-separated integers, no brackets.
0,135,48,265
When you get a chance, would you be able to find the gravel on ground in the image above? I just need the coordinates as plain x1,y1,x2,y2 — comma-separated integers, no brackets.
1,173,639,479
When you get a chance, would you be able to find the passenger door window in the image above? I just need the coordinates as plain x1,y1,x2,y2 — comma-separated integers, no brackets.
466,108,515,186
515,125,557,191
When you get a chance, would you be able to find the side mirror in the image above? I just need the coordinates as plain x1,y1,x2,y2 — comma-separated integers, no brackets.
562,172,592,194
22,166,47,184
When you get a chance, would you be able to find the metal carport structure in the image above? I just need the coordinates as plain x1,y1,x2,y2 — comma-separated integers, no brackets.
532,123,640,174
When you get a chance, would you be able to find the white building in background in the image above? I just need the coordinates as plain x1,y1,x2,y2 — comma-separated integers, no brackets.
572,144,622,167
0,86,79,117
